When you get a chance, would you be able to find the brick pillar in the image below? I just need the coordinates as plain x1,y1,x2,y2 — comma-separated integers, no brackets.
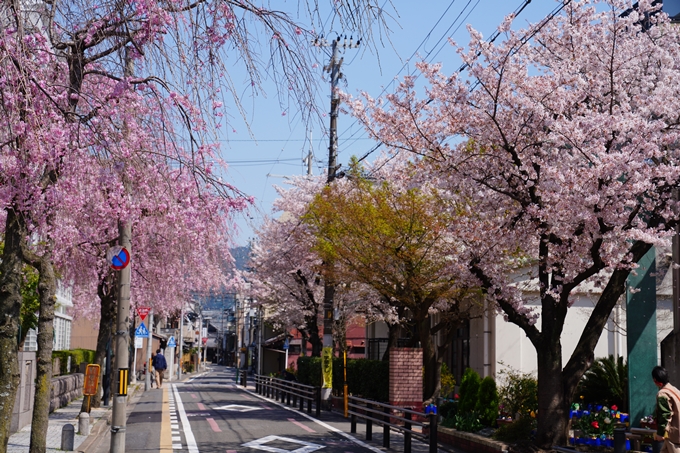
389,348,422,411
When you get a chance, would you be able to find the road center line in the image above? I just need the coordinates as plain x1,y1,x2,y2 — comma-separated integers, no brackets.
173,384,200,453
288,418,316,433
206,417,222,432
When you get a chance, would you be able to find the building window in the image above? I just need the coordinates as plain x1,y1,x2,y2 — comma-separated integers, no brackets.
53,316,71,351
449,319,470,385
24,329,38,352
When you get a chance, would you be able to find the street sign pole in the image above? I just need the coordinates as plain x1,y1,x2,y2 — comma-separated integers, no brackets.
145,310,153,391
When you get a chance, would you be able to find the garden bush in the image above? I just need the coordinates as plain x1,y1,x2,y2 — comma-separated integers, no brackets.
453,412,483,433
497,367,538,419
297,356,389,402
576,355,628,412
475,375,499,427
458,367,481,414
493,417,536,443
440,362,456,399
52,348,95,375
439,399,458,420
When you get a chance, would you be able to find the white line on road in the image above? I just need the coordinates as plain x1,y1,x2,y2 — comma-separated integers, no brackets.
173,384,200,453
242,388,383,453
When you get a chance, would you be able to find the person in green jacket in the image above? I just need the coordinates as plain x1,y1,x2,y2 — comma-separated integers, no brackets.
653,366,680,453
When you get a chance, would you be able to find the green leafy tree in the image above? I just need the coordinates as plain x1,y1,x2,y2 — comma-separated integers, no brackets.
0,243,40,347
19,266,40,347
304,162,482,402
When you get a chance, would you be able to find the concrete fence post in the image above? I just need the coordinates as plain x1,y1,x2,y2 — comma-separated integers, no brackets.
62,424,75,451
79,412,90,435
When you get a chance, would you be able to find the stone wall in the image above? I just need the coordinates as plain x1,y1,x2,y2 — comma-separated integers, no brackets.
389,348,422,411
50,373,84,413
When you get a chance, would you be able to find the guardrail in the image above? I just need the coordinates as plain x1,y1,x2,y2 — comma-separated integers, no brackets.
629,427,663,453
253,374,321,417
348,396,437,453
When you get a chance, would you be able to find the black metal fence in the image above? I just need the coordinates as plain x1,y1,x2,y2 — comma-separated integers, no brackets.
348,395,437,453
253,374,321,417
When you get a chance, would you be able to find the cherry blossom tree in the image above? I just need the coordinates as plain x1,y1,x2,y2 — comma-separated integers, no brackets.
0,0,394,448
247,175,381,356
344,0,680,447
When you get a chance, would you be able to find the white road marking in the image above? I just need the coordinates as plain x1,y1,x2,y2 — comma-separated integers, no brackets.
173,384,200,453
242,388,383,453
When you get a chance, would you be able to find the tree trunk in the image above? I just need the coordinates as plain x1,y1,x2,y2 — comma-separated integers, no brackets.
419,315,441,404
0,209,27,451
28,254,57,453
535,342,569,449
383,306,406,361
83,273,116,411
308,319,322,357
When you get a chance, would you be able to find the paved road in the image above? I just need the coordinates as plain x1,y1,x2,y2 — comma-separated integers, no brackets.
85,365,448,453
170,367,379,453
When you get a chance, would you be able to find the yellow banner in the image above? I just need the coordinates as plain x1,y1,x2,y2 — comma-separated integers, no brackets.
321,347,333,389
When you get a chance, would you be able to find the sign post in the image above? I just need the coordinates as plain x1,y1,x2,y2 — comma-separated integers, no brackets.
83,364,100,413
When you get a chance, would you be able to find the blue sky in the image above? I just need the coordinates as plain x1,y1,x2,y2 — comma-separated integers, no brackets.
219,0,572,246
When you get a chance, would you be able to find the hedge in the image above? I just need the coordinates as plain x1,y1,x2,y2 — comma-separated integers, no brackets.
52,348,96,375
297,356,389,402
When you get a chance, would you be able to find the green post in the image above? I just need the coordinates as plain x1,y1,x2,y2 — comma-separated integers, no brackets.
627,246,658,428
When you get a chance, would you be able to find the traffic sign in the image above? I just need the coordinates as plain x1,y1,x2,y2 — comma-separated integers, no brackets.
283,337,289,350
107,246,130,271
167,336,176,348
135,337,143,349
135,322,149,337
137,307,151,321
83,364,100,396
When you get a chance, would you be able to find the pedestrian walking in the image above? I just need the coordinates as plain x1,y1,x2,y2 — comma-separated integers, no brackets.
153,349,167,388
653,365,680,453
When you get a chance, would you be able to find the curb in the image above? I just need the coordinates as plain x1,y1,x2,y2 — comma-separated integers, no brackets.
76,383,145,453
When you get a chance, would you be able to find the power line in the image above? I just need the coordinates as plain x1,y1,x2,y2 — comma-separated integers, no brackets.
353,0,570,166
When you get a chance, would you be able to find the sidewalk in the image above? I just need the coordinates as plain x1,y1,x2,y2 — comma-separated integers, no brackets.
7,368,205,453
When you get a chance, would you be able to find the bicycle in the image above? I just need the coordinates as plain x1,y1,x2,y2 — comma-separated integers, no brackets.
136,364,158,388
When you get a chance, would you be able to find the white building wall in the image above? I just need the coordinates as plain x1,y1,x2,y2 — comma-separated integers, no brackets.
492,293,672,377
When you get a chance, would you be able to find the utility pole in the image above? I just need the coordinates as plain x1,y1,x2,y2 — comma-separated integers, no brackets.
110,50,134,453
110,220,132,453
177,306,184,381
315,34,359,402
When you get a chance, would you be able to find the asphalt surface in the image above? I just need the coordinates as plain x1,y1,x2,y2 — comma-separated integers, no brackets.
83,365,453,453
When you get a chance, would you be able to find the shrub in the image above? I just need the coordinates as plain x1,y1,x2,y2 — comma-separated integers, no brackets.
493,417,536,443
458,368,481,414
439,399,459,420
497,366,538,419
576,355,628,412
297,356,389,401
454,412,484,433
476,376,499,427
52,349,96,375
441,362,456,399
